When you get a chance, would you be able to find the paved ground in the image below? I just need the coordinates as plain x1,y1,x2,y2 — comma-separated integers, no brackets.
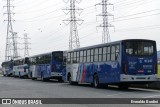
0,75,160,107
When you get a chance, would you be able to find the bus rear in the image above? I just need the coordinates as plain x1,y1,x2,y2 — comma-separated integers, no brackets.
51,51,64,81
121,39,158,83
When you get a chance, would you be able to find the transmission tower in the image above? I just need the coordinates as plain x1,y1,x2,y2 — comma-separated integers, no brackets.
4,0,15,61
12,32,20,58
23,33,30,57
96,0,114,43
63,0,83,50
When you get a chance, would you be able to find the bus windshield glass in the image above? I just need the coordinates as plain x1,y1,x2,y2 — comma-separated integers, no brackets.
125,40,155,56
53,52,63,62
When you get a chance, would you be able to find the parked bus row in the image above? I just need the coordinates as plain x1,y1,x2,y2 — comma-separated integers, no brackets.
1,39,159,88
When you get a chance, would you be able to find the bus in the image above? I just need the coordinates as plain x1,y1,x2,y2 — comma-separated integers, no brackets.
63,39,158,88
13,57,30,78
29,51,64,81
1,60,13,76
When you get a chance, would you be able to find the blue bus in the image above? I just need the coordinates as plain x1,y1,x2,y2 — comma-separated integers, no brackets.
13,57,30,78
1,60,13,76
63,39,158,88
29,51,64,81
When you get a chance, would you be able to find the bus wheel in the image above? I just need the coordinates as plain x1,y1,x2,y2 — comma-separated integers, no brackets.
68,75,72,84
93,74,100,88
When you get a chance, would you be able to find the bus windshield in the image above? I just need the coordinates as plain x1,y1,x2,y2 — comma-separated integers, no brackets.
125,40,155,56
53,52,63,62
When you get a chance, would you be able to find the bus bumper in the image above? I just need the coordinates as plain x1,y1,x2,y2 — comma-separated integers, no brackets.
120,74,158,82
51,72,62,77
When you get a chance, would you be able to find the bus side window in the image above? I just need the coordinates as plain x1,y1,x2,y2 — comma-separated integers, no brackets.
77,51,80,63
80,51,83,63
87,50,91,63
73,52,77,63
103,47,107,61
94,48,98,62
91,49,94,62
115,45,120,60
67,53,71,64
71,52,73,64
98,48,102,62
111,46,116,61
107,46,111,61
83,50,87,63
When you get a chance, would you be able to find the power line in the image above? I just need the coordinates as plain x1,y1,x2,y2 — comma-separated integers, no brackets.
114,8,160,19
16,2,63,14
15,0,51,13
112,12,160,22
16,8,61,21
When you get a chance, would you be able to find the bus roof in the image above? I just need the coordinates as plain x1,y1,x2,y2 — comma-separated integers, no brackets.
29,51,63,58
66,39,156,52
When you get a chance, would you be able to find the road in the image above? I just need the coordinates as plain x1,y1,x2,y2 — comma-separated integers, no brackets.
0,75,160,107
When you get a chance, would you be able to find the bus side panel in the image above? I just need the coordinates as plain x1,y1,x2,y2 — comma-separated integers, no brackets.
13,66,19,76
92,62,121,84
77,64,91,83
30,65,36,78
37,65,41,78
43,64,51,78
73,61,121,84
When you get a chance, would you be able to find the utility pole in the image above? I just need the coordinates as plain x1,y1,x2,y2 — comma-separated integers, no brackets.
96,0,114,43
4,0,15,61
23,33,30,57
63,0,83,50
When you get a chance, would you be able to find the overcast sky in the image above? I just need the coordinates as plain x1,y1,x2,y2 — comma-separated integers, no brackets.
0,0,160,62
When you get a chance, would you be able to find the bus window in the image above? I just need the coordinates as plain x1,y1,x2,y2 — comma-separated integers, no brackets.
25,58,29,64
83,50,87,63
98,48,102,62
67,53,71,64
103,47,107,61
94,48,98,62
77,51,80,63
73,52,77,63
87,50,91,63
107,46,110,61
126,42,134,55
53,52,63,62
144,42,154,55
91,49,94,62
80,51,83,63
125,41,155,56
45,55,51,64
111,46,115,61
115,45,120,60
71,52,73,63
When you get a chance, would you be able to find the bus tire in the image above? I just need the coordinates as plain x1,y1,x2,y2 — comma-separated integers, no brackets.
68,74,72,84
93,74,100,88
68,74,78,85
